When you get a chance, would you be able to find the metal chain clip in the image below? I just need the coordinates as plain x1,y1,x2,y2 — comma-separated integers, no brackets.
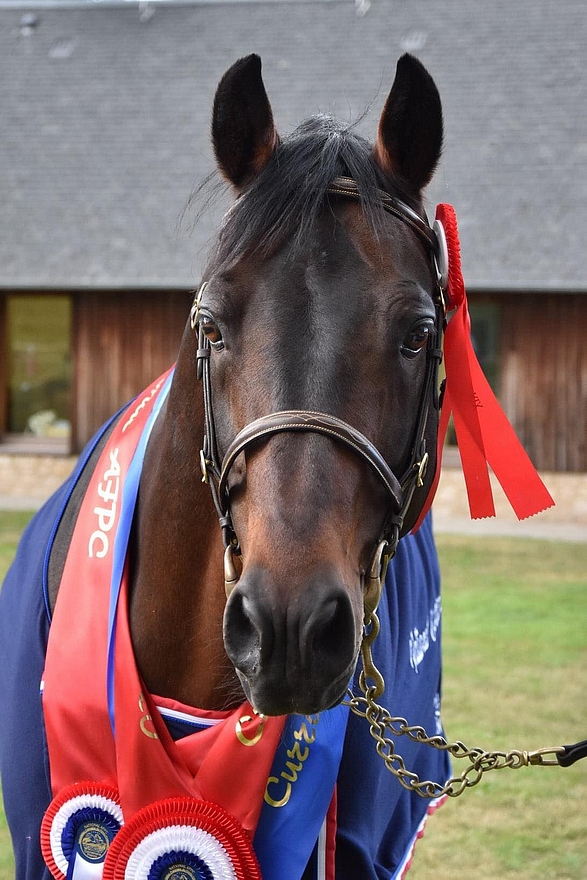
344,681,567,798
345,608,573,798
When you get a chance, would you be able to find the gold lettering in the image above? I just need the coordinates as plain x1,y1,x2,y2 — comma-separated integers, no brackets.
139,714,159,739
281,759,303,783
286,741,309,763
138,693,158,739
264,715,320,807
235,714,265,747
294,722,316,745
264,776,292,808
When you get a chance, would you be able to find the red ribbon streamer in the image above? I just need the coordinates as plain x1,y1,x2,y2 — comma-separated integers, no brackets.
415,204,554,525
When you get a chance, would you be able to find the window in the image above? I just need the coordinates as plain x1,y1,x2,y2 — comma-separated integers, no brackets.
468,301,500,394
3,294,72,451
444,300,501,452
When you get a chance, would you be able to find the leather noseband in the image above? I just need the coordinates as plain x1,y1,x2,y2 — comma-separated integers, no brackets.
219,410,403,513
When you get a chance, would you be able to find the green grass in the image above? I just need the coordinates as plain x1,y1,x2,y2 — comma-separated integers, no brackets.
410,536,587,879
0,511,33,581
0,515,586,879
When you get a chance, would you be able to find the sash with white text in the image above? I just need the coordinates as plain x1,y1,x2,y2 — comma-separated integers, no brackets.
41,367,347,880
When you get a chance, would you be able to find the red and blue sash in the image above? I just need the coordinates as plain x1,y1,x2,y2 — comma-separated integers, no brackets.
41,369,348,880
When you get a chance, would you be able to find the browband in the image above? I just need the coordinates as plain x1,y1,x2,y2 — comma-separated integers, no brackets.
326,176,439,255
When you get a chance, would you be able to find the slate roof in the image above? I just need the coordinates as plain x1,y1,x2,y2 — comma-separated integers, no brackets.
1,0,586,290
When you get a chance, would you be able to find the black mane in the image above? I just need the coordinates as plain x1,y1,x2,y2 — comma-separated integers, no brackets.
211,114,419,267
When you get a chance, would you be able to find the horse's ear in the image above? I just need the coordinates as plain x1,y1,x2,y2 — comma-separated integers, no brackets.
373,54,443,193
212,54,279,189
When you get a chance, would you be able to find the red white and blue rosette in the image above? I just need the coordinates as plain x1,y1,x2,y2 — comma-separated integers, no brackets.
41,782,123,879
102,798,261,880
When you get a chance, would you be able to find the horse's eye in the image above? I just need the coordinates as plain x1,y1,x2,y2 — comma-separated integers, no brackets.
200,316,224,349
401,322,433,359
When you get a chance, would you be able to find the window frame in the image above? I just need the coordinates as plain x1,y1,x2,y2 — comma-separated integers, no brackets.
1,290,73,455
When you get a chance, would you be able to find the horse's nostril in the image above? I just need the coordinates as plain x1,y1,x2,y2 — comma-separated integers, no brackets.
307,591,356,669
223,590,262,676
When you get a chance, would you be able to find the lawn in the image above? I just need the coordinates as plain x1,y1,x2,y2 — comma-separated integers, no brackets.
410,535,587,880
0,513,586,879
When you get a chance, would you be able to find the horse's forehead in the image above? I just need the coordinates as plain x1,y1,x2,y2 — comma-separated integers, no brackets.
227,201,432,302
336,201,433,280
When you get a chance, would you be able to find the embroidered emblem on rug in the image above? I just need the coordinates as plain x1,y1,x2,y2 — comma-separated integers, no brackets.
408,597,441,673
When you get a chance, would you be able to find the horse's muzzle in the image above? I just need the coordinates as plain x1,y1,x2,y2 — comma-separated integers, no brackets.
223,567,360,716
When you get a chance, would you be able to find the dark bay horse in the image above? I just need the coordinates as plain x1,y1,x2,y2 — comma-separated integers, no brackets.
0,54,450,880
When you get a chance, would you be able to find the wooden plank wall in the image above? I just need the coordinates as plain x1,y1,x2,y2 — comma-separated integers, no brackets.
73,290,191,451
6,289,587,470
495,293,587,472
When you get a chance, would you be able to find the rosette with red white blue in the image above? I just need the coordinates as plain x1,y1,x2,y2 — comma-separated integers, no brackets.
102,798,262,880
41,782,123,879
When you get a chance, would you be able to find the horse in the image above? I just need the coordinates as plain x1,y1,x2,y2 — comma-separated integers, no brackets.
0,53,451,880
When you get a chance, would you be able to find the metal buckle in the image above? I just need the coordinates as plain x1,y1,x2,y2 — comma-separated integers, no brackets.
224,544,242,598
190,281,208,331
432,218,449,293
416,452,429,488
364,539,388,617
199,449,210,483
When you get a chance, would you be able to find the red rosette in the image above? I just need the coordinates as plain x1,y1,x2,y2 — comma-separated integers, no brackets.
434,203,465,310
41,782,123,879
103,797,262,880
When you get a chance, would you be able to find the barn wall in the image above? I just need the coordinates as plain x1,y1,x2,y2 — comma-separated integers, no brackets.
4,289,586,471
73,290,191,451
490,293,587,473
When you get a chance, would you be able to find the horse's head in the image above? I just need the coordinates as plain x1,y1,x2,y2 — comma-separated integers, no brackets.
195,54,444,716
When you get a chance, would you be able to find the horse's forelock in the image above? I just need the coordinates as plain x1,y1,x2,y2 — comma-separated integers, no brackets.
210,114,419,268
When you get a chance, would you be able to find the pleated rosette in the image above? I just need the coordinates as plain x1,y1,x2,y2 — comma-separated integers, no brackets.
102,798,262,880
41,782,123,879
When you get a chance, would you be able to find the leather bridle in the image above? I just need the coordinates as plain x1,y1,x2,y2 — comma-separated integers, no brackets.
191,176,448,594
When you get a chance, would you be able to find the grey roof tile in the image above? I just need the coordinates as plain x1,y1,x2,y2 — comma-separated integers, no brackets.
1,0,586,289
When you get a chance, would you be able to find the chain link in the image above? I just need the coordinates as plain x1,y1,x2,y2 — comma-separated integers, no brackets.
345,606,564,799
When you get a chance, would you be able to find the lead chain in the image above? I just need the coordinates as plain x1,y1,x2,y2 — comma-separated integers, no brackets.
344,609,564,799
